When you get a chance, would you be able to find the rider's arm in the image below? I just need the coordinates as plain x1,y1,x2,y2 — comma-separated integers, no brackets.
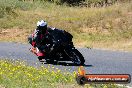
33,29,42,48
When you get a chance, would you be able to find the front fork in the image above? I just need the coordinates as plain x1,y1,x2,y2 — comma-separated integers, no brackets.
64,44,75,58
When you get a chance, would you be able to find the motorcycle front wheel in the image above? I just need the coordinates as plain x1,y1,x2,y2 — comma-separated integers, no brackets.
68,49,85,65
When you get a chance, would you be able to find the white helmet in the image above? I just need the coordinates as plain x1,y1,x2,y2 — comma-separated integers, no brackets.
37,20,47,27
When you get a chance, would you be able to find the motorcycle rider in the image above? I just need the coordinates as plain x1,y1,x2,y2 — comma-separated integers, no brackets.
28,20,54,62
28,20,85,65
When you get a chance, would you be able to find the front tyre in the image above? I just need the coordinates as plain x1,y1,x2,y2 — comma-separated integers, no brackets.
70,49,85,65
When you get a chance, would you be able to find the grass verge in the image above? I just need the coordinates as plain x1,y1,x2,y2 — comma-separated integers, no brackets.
0,58,126,88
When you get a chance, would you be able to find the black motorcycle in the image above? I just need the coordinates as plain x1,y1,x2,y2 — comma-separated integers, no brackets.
42,28,85,65
29,28,85,65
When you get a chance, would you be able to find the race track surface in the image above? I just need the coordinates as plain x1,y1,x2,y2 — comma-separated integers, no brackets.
0,42,132,86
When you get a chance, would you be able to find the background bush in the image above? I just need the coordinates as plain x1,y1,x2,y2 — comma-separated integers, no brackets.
19,0,131,6
0,0,33,18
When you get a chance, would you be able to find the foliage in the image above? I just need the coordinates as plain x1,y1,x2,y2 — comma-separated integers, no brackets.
0,0,33,18
18,0,131,6
0,59,124,88
0,59,75,88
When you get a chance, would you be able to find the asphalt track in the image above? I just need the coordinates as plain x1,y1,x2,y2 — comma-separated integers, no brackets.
0,42,132,86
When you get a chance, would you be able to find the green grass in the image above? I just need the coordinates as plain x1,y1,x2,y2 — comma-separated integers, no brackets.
0,0,132,51
0,59,74,88
0,59,127,88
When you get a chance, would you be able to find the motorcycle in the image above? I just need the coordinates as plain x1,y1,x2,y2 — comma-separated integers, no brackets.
29,29,85,65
